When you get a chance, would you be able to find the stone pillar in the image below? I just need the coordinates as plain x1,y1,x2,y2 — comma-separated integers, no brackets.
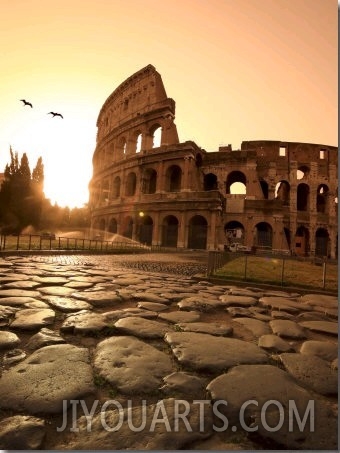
207,211,217,250
177,212,187,248
152,211,161,246
182,156,192,192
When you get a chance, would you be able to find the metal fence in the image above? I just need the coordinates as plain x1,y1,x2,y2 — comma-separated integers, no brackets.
207,250,338,292
0,234,149,253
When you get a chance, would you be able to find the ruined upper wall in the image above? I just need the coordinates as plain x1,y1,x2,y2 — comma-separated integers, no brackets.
97,65,179,146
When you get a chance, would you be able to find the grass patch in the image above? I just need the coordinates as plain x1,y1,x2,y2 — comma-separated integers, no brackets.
214,256,337,292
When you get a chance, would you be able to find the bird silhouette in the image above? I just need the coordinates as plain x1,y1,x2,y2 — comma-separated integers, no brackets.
20,99,33,108
48,112,63,119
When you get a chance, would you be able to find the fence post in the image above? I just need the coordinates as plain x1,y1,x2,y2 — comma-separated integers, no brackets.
281,258,285,286
244,254,248,280
322,260,326,289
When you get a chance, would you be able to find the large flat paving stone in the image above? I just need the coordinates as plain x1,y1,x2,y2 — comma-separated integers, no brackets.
164,332,268,372
10,308,55,330
299,340,338,361
219,295,258,306
279,352,338,396
259,296,312,313
175,321,233,336
298,320,338,336
42,296,92,312
38,286,75,297
299,293,338,309
258,334,294,352
206,364,337,450
0,415,46,450
94,336,173,394
114,316,170,339
233,317,271,337
0,331,21,350
0,344,95,414
54,398,213,450
160,372,207,397
158,311,201,324
0,289,41,298
72,291,122,307
0,296,42,307
177,296,222,311
269,319,307,339
61,310,108,334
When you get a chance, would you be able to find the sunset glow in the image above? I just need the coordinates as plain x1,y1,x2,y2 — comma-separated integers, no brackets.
0,0,337,208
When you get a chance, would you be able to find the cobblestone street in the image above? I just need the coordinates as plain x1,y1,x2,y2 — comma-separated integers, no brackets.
0,252,338,450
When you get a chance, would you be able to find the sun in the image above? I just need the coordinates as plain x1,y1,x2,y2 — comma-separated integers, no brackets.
2,101,96,208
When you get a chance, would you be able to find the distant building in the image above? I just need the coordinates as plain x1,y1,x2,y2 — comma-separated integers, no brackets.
89,65,338,258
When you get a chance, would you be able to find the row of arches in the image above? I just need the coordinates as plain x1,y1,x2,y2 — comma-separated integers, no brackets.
204,171,337,213
224,220,334,256
93,165,183,204
94,125,162,169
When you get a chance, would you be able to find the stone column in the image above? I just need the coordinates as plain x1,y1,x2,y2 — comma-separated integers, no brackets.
177,212,187,248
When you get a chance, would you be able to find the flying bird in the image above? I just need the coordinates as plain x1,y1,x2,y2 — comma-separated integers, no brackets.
20,99,33,108
48,112,63,119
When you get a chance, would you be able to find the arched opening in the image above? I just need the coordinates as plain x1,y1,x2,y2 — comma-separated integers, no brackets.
226,171,247,195
151,126,162,148
275,180,290,206
99,218,106,232
108,218,118,234
118,136,127,155
125,172,137,196
224,221,245,247
316,184,329,213
122,216,133,239
260,180,269,199
138,214,153,245
294,226,310,256
135,132,142,153
112,176,121,198
204,173,218,191
188,215,208,249
297,183,309,211
142,168,157,194
101,179,110,203
161,215,179,247
255,222,273,248
297,165,310,180
166,165,182,192
315,228,329,257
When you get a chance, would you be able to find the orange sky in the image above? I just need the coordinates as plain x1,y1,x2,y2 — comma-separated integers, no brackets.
0,0,337,207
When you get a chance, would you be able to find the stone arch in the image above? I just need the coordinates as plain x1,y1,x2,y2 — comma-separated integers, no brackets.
150,124,162,148
316,184,329,213
275,180,290,206
138,214,153,245
125,172,137,196
315,228,330,257
108,218,118,234
135,131,143,153
122,216,133,239
226,171,247,195
117,136,127,155
99,218,106,232
204,173,218,191
188,215,208,249
297,165,310,180
101,179,110,203
166,165,182,192
255,222,273,248
297,183,309,211
224,220,245,243
260,179,269,199
142,168,157,194
112,176,121,198
161,215,179,247
294,226,310,256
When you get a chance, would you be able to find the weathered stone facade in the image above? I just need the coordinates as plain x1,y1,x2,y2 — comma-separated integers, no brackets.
89,65,338,258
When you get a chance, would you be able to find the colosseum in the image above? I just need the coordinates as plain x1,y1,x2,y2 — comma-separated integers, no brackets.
89,64,338,259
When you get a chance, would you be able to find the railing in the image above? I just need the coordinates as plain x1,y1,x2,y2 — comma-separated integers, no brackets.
0,234,150,253
207,250,338,292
